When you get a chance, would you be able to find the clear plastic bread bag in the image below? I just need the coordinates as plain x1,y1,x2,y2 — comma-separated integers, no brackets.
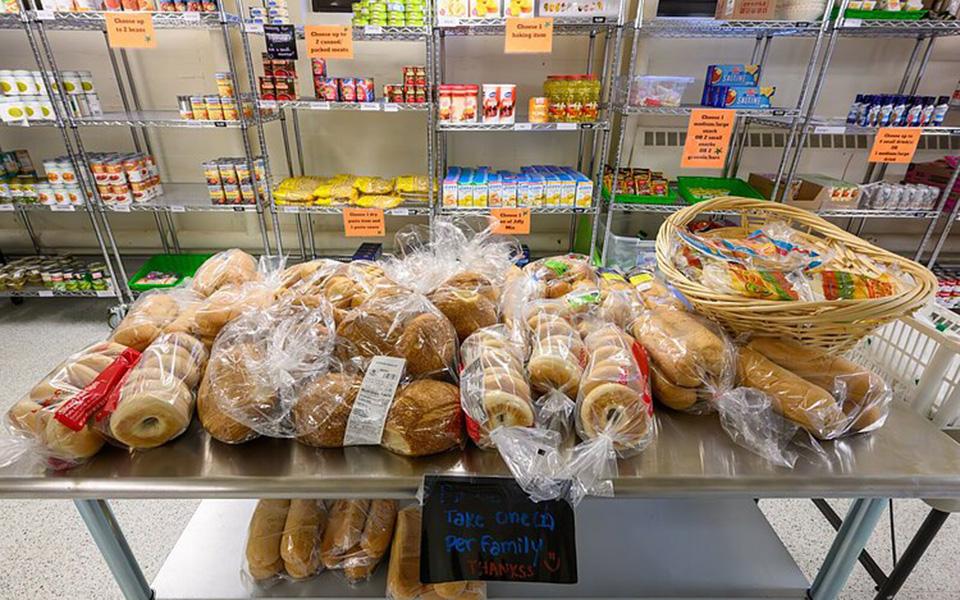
336,286,459,381
97,332,209,450
243,498,329,587
199,294,337,443
292,353,464,457
320,499,399,584
109,287,204,352
387,506,487,600
2,340,141,470
280,259,395,325
190,248,261,297
523,253,599,300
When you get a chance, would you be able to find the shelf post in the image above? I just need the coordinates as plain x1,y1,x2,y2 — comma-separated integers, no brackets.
74,499,153,600
809,497,887,600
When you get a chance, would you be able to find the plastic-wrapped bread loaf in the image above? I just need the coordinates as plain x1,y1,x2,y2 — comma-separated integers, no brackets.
321,499,398,582
191,248,259,297
281,500,327,580
630,306,725,388
386,506,486,600
109,292,181,351
245,500,291,582
523,254,598,300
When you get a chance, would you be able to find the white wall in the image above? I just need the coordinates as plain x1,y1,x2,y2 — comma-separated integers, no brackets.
1,0,958,259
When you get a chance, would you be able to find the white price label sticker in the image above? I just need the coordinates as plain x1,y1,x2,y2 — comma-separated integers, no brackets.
437,16,460,26
513,123,533,131
182,11,202,22
844,18,862,27
170,205,186,213
50,204,75,212
360,103,380,111
311,101,330,110
814,125,847,135
12,120,29,127
343,355,406,446
363,24,383,34
96,289,114,298
0,204,15,212
556,122,577,130
282,206,300,213
34,9,54,20
244,22,264,33
260,100,278,109
388,208,410,216
111,204,131,212
383,103,399,112
38,290,54,297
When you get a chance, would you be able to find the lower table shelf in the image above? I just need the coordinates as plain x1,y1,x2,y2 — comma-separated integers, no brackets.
152,498,808,599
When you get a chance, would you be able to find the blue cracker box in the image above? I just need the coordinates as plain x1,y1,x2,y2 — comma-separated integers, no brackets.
352,242,382,261
706,64,761,86
705,85,775,109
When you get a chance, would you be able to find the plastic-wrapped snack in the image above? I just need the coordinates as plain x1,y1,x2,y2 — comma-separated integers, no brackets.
4,341,139,468
109,290,182,351
336,287,457,380
387,506,486,600
626,268,685,310
740,338,891,439
101,332,208,449
524,300,587,398
200,296,337,442
274,176,326,204
321,499,398,583
460,325,534,449
244,499,291,584
523,253,598,299
293,359,463,457
575,323,655,452
355,195,403,209
191,248,259,297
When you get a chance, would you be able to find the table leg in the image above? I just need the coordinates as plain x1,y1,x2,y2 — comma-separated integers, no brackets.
74,499,154,600
809,497,887,600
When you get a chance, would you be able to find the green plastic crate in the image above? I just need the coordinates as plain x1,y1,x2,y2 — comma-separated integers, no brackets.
677,176,764,204
602,185,680,205
129,253,214,292
831,7,927,19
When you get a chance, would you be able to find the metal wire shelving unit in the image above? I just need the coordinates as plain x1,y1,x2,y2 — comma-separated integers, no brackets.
0,5,126,306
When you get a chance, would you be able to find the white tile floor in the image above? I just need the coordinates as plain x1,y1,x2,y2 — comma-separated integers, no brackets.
0,298,958,599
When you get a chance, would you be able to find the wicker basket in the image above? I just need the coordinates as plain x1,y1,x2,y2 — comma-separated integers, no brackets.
656,197,938,353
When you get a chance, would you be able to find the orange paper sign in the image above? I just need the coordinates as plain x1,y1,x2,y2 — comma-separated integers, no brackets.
504,18,553,54
491,208,531,235
106,13,156,49
343,208,384,237
681,109,736,169
868,128,922,164
306,25,354,59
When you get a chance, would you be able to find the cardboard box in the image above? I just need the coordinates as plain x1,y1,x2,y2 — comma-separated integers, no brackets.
715,0,777,19
748,172,861,211
906,159,960,210
748,173,813,209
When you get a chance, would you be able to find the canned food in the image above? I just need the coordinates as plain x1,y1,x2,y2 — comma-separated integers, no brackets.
159,0,177,10
339,77,357,102
315,77,339,101
78,71,95,93
43,159,62,184
35,184,55,206
65,184,83,205
271,59,296,78
311,58,327,77
85,93,102,116
13,70,34,95
202,0,217,11
60,71,82,95
60,160,77,183
0,70,16,95
356,77,375,102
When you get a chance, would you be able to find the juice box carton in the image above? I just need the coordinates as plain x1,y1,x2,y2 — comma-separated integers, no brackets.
488,173,502,207
574,173,593,208
442,167,460,207
543,174,561,207
557,171,577,207
473,171,489,207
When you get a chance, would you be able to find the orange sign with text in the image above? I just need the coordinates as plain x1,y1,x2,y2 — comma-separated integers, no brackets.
106,13,156,49
681,109,736,169
504,18,553,54
306,25,354,59
343,208,385,237
491,208,531,235
868,128,922,164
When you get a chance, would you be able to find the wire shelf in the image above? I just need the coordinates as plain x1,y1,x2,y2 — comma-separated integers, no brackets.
436,16,618,35
30,11,241,30
440,205,593,215
0,119,60,128
438,121,606,131
276,203,433,215
9,202,88,212
635,17,823,38
620,105,799,117
0,287,116,298
260,99,430,112
750,115,960,137
0,12,24,28
73,110,280,128
609,201,939,219
836,19,960,37
103,183,262,213
251,23,428,41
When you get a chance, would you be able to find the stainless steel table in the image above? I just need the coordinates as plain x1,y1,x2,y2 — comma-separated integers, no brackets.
2,402,959,599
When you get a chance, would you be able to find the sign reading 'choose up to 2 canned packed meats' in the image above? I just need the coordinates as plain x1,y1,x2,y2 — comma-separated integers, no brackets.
305,25,354,59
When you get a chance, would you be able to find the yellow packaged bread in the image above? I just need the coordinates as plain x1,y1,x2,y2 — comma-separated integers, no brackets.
275,177,325,204
354,176,394,195
355,195,403,209
395,175,429,195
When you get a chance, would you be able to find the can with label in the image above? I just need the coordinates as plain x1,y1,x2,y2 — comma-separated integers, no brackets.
316,77,339,101
339,77,357,102
273,77,296,102
356,77,375,102
311,58,327,77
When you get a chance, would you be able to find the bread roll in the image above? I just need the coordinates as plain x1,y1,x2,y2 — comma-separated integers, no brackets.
747,337,888,432
293,373,360,448
110,293,181,351
337,310,400,358
246,499,291,581
197,342,270,444
321,500,371,569
387,507,485,600
736,347,847,439
281,500,327,579
42,417,105,461
109,381,193,449
341,499,398,583
649,363,700,411
397,313,457,378
193,249,258,297
382,380,463,457
192,284,275,340
111,322,162,353
8,399,44,435
632,307,725,388
428,287,498,342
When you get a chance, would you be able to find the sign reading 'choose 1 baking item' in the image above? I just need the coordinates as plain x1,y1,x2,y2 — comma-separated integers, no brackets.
420,475,577,584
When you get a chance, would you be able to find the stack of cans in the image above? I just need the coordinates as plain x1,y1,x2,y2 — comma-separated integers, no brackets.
88,153,163,206
383,66,427,104
310,59,376,103
248,0,289,24
934,266,960,309
260,53,298,102
203,157,267,206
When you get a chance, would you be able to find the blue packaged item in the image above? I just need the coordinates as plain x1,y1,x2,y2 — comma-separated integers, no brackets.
705,64,761,86
352,242,382,261
705,85,775,109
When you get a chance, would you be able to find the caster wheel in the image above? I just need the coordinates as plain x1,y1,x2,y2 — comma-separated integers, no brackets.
108,313,121,328
108,304,127,329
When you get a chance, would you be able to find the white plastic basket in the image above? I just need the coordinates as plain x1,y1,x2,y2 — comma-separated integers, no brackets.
850,303,960,430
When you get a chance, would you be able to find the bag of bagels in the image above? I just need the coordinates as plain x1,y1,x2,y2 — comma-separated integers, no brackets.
97,332,209,450
243,499,329,587
198,294,337,444
2,340,140,470
523,253,599,300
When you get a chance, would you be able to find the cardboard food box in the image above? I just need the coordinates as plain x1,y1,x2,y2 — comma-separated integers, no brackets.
715,0,777,19
748,172,861,211
748,173,811,208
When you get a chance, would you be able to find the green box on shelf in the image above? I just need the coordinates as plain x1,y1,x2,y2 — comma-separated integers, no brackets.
677,176,765,204
602,185,680,206
830,6,927,19
129,253,214,292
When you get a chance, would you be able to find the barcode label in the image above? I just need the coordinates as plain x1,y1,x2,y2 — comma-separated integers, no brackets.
343,356,406,446
0,204,15,212
50,204,75,212
814,126,847,134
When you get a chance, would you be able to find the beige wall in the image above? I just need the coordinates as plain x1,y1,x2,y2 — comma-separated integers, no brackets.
1,1,958,259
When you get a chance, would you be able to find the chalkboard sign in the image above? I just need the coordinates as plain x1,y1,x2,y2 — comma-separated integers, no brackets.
420,475,577,584
264,24,298,59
